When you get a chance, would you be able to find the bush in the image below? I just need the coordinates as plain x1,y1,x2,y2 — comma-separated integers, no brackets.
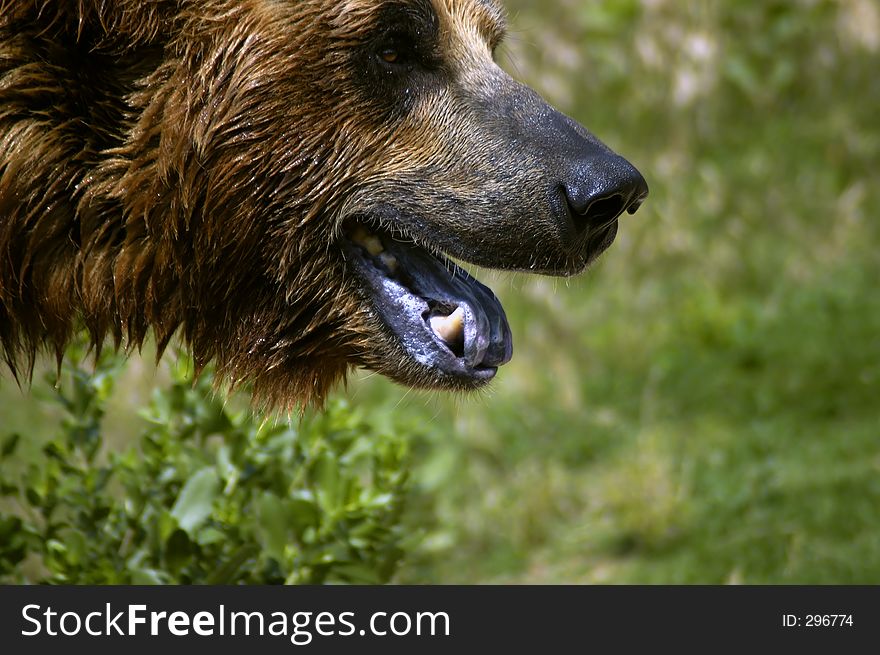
0,345,414,584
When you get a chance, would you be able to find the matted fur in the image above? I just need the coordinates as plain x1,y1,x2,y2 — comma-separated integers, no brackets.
0,0,640,407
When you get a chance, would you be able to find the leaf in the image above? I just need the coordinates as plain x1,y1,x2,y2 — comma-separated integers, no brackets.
0,515,23,540
288,498,320,535
164,528,193,573
130,568,168,585
62,530,88,566
155,510,179,544
331,562,383,584
25,486,41,507
170,468,220,535
313,453,342,511
1,433,20,458
206,544,259,585
257,492,289,561
195,526,225,546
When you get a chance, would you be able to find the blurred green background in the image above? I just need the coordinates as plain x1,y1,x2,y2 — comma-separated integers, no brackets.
2,0,879,583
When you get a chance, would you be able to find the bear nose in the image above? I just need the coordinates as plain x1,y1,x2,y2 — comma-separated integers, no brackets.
561,154,649,236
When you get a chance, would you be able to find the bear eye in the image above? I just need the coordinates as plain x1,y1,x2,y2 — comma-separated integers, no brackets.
375,33,418,71
380,48,399,64
377,43,411,69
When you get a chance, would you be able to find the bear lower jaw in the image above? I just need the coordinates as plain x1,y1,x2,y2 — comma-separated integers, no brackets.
342,220,513,387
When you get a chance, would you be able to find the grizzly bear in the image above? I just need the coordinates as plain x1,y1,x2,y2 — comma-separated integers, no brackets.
0,0,647,407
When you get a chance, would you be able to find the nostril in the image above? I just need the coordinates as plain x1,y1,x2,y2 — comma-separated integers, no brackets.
559,154,649,240
627,197,645,215
567,193,626,235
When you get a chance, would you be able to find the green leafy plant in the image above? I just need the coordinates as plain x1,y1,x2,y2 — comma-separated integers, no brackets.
0,347,414,584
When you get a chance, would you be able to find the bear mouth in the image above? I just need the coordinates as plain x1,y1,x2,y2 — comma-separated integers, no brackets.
342,220,513,386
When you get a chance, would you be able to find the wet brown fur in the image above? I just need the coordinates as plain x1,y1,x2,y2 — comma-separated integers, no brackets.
0,0,586,407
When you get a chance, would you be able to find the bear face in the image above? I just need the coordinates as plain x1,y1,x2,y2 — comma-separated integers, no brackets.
0,0,647,407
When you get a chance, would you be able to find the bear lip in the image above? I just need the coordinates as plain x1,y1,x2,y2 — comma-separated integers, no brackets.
342,220,513,384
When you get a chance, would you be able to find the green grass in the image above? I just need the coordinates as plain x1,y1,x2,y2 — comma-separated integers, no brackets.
366,250,880,584
2,0,879,584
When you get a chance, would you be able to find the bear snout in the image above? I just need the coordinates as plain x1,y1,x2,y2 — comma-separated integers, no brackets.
512,96,649,268
459,75,648,275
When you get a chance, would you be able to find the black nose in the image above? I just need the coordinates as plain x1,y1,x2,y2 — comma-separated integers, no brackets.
562,154,649,236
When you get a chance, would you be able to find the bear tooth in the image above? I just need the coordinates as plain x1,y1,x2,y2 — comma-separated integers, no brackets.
363,235,384,256
379,252,398,273
429,307,465,345
351,226,384,256
352,225,372,242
